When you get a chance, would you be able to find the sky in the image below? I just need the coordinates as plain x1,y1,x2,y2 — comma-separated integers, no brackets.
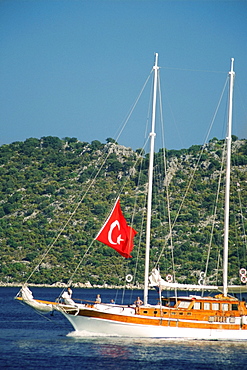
1,0,247,150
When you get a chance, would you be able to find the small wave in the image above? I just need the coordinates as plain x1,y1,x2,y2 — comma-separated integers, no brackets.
67,330,121,338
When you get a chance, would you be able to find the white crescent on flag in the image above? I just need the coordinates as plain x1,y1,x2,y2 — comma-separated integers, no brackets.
108,220,124,245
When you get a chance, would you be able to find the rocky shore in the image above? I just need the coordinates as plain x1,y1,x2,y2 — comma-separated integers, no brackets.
0,281,143,289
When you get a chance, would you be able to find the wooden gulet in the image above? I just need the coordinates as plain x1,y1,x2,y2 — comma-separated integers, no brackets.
16,55,247,340
54,56,247,340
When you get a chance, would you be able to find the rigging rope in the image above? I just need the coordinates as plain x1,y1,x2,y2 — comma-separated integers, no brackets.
203,141,226,291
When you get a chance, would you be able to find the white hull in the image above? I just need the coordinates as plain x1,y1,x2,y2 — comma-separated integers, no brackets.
63,313,247,340
60,308,247,340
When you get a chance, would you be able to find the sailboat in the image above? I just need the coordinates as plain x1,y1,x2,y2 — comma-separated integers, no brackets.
16,54,247,340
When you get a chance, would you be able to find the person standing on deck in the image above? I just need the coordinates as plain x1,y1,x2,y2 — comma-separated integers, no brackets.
95,294,101,303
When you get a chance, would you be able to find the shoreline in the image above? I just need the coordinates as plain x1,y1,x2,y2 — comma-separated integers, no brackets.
0,282,143,289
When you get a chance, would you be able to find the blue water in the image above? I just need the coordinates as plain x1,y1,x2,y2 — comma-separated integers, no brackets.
1,287,247,369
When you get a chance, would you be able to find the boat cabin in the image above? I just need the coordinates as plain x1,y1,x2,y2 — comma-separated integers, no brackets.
161,294,246,312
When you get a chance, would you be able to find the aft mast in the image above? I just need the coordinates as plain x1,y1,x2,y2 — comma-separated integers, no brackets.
223,58,235,297
143,53,159,306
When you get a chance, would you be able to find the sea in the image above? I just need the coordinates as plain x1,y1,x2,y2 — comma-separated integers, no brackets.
1,287,247,369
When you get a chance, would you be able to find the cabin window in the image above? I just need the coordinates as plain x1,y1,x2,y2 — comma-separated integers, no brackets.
143,310,148,314
204,302,210,310
178,301,190,309
231,304,238,311
193,302,201,310
212,303,220,311
222,303,228,311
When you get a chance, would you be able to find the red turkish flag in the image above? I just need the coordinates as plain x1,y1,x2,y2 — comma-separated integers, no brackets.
95,198,137,258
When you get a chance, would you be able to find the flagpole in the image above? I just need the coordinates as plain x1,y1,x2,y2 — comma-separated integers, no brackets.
143,53,159,306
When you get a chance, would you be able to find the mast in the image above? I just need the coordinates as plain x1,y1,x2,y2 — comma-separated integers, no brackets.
143,53,159,305
223,58,235,297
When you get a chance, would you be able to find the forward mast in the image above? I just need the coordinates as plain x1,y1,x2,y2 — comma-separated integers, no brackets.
144,53,159,306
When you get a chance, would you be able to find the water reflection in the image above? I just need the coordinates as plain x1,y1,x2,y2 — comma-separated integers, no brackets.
66,335,247,368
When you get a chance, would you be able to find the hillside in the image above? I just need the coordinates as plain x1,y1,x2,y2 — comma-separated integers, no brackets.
1,136,247,287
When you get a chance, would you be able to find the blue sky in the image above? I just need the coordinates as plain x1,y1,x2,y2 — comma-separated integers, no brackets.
1,0,247,150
